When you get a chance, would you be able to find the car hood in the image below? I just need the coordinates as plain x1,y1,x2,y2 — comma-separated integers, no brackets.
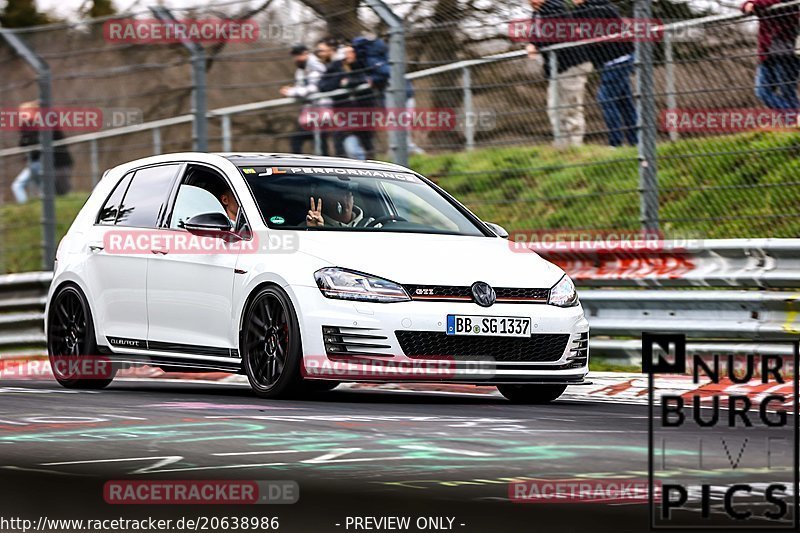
295,231,565,288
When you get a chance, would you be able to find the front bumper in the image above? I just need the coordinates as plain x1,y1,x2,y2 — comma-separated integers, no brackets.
291,285,590,384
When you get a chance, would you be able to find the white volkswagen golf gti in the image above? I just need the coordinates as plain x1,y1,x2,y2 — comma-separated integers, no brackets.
46,152,589,403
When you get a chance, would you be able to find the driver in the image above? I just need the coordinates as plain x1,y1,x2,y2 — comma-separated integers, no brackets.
218,187,239,223
306,181,374,228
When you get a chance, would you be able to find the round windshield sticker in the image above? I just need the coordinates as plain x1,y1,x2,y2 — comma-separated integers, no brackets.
269,216,285,225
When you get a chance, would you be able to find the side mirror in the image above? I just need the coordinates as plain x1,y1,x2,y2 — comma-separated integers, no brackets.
484,221,509,239
182,212,240,241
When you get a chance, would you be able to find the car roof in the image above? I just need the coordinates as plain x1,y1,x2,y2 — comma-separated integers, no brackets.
103,153,418,184
216,153,413,173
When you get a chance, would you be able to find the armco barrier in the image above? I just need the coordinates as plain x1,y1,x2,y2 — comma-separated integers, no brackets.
0,271,51,350
2,239,798,364
530,238,800,363
528,238,800,289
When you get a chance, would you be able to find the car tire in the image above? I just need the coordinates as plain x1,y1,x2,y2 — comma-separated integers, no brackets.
47,284,117,389
241,285,303,399
497,384,567,404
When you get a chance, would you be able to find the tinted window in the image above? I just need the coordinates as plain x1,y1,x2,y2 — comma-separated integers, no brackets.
96,173,132,225
116,165,179,228
241,167,485,236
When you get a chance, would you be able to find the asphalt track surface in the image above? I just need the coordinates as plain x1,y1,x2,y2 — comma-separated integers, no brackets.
0,378,795,533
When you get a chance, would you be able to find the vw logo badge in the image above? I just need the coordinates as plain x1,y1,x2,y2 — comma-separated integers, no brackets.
471,281,496,307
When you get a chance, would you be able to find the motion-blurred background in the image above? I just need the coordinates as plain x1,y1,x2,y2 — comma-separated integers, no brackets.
0,0,798,273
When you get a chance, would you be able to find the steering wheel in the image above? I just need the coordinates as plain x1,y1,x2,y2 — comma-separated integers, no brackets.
366,215,408,228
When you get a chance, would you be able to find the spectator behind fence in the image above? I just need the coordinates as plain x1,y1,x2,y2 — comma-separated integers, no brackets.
280,43,329,155
573,0,637,147
526,0,593,148
320,39,388,160
742,0,800,109
11,101,72,203
312,38,338,154
323,39,367,159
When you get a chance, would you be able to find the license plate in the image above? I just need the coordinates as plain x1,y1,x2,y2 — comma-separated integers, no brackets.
446,315,531,337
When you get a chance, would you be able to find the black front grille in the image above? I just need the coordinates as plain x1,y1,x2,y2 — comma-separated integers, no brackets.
404,284,549,303
395,331,569,362
404,285,472,301
496,287,550,301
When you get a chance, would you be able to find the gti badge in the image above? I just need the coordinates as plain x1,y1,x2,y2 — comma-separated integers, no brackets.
471,281,496,307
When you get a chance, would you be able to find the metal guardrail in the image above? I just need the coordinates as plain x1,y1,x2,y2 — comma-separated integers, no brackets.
1,240,797,365
545,238,800,363
529,238,800,289
581,290,799,363
0,271,51,351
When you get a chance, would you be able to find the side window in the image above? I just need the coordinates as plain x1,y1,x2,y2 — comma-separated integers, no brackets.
170,185,227,229
167,166,244,231
116,164,180,228
97,172,132,225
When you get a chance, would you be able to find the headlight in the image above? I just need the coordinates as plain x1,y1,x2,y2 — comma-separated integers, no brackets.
548,275,579,307
314,267,411,303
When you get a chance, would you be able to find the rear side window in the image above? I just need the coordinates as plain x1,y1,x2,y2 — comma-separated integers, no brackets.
115,164,180,228
97,172,132,225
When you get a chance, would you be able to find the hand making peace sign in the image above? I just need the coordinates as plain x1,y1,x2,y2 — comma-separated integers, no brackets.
306,197,324,227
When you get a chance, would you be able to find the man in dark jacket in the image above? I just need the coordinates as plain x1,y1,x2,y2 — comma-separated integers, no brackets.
742,0,800,109
527,0,594,148
573,0,637,146
281,43,330,155
319,44,378,159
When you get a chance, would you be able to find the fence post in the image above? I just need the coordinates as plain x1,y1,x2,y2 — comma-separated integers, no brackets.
192,50,209,152
151,6,208,152
462,66,475,151
1,28,56,270
221,114,232,152
0,155,4,273
634,0,659,234
548,51,561,145
663,30,679,142
152,127,162,155
90,138,99,186
314,131,323,156
364,0,408,166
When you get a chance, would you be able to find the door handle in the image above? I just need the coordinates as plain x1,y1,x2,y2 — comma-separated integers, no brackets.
88,243,104,252
151,249,169,255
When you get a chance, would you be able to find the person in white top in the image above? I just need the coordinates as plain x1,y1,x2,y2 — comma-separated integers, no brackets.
281,43,330,155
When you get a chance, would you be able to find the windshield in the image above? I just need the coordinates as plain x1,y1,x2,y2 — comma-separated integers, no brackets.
239,165,487,236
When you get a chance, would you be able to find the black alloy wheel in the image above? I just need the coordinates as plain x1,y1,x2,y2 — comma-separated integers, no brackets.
241,286,302,398
47,285,116,389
